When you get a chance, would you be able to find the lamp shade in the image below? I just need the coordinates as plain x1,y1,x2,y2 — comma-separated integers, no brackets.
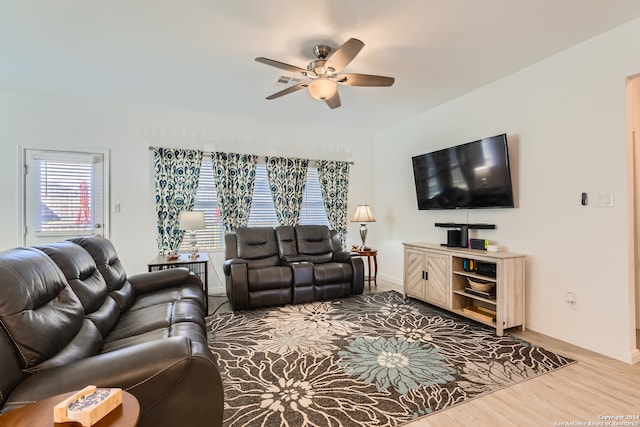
178,211,205,230
351,205,376,223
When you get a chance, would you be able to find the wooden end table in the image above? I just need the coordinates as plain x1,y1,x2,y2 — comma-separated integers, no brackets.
0,390,139,427
147,253,209,313
354,249,378,289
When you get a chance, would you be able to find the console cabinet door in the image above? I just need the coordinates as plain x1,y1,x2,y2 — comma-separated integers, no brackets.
404,248,451,309
425,252,450,308
405,248,426,299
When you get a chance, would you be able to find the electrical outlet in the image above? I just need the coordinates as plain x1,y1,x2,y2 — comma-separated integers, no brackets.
566,291,577,310
113,203,121,213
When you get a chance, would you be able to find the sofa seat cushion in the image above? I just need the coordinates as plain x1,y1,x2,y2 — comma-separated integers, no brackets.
100,322,208,354
247,266,292,291
128,284,204,312
100,328,170,353
106,300,204,342
313,263,353,285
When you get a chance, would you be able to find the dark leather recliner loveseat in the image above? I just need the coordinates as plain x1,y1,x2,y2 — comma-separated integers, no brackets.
0,236,223,426
224,224,364,310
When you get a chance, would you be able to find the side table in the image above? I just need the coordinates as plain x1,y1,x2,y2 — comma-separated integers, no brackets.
147,253,209,313
0,390,139,427
354,249,377,289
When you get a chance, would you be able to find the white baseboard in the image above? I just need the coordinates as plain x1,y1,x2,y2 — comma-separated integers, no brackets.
377,273,403,293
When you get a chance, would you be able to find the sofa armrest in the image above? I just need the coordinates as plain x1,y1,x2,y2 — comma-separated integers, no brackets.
350,256,365,295
223,258,246,275
332,250,359,263
128,267,199,294
4,337,224,426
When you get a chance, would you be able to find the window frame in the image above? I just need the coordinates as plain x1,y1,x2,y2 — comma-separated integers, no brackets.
19,146,110,245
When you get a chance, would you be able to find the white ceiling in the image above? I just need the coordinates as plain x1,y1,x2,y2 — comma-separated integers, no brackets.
2,1,640,133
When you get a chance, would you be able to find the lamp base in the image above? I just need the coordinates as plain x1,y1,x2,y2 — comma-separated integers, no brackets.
359,223,368,249
188,231,199,258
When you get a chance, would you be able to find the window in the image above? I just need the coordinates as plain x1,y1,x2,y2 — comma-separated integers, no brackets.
21,148,109,246
247,163,330,227
183,157,330,251
299,166,331,226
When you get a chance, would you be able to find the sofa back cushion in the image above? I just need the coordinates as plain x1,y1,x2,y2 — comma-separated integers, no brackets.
235,227,280,268
0,247,84,368
37,242,109,314
295,225,333,264
69,236,136,311
275,226,297,257
37,242,120,338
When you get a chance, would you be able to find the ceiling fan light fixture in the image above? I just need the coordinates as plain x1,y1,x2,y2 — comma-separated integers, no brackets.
308,79,337,101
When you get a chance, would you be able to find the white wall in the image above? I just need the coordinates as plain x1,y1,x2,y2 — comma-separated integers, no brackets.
0,90,375,274
373,18,640,363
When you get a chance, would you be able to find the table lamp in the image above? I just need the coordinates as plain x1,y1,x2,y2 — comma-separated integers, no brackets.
351,205,376,250
179,211,206,258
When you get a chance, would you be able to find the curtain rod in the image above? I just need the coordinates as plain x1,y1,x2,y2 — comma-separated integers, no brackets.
147,146,354,165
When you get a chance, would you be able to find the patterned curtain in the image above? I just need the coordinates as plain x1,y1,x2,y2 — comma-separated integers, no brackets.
265,156,309,226
211,152,258,234
152,147,203,254
317,160,351,245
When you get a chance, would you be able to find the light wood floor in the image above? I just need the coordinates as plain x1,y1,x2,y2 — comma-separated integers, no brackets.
211,282,640,426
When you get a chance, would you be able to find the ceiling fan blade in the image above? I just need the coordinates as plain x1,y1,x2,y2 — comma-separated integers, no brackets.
265,83,308,100
325,38,364,72
336,73,395,87
255,57,308,75
324,90,341,109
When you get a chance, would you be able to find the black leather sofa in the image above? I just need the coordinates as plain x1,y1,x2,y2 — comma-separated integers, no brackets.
224,225,364,310
0,236,223,426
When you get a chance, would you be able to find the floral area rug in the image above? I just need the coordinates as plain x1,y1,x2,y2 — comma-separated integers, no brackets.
207,291,574,427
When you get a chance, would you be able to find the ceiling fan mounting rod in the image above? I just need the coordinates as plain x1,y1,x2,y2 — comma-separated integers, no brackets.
313,44,331,59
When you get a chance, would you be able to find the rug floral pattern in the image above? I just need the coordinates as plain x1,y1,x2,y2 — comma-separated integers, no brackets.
207,291,574,427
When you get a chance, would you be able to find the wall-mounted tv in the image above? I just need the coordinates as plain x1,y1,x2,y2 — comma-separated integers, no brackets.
412,133,514,210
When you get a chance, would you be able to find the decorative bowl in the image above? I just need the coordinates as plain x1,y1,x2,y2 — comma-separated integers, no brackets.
467,277,494,293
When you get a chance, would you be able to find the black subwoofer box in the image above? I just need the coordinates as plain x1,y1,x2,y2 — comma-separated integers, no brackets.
476,262,496,278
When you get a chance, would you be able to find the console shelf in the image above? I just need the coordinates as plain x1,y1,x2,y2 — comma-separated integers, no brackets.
403,242,526,336
434,223,496,229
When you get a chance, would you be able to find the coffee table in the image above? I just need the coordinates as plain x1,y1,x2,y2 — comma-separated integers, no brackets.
0,389,139,427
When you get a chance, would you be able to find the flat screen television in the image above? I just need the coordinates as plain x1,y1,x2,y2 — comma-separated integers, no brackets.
412,133,514,210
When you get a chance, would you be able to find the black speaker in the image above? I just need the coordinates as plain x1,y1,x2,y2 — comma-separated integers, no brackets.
446,230,461,247
459,225,469,248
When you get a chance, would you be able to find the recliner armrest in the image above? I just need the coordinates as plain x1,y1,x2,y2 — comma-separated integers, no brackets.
332,251,359,262
223,258,247,275
128,268,198,294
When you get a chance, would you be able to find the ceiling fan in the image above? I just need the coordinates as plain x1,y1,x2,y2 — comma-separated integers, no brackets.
255,38,395,109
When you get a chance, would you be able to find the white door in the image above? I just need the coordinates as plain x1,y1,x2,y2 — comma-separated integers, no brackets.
22,148,109,246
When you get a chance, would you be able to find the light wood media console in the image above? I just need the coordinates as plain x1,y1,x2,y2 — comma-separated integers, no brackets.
403,242,526,336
